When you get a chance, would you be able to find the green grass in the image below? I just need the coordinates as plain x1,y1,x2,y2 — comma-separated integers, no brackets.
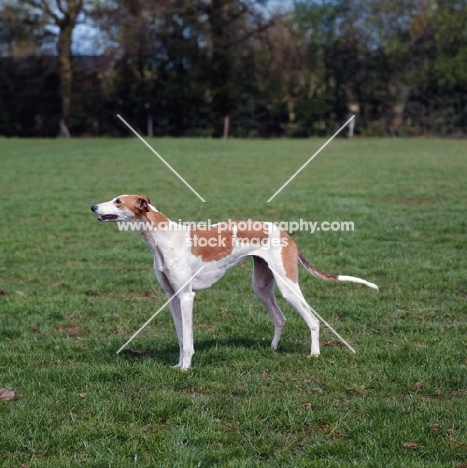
0,136,466,467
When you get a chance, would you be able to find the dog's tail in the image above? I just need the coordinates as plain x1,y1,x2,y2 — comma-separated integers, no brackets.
298,252,379,291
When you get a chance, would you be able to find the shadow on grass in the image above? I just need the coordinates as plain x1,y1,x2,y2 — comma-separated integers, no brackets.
114,335,304,367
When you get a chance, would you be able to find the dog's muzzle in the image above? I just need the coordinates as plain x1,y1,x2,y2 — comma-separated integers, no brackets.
91,205,118,222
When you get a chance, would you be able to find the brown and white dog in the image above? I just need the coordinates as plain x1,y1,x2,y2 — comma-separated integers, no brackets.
91,194,378,369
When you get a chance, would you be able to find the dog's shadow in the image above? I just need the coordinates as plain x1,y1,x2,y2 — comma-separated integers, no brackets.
116,336,303,367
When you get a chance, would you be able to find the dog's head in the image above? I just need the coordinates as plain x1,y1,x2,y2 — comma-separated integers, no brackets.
91,195,152,222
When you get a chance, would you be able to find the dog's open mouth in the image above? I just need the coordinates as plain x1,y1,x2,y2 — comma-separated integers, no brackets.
97,214,119,222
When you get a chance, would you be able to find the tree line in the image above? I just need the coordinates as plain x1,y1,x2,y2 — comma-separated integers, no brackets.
1,0,466,138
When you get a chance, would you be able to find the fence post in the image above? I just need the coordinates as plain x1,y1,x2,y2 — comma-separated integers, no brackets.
223,115,230,139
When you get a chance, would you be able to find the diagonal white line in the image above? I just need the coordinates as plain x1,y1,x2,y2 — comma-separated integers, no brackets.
267,265,356,354
117,114,206,203
116,266,205,354
306,305,355,354
267,115,355,203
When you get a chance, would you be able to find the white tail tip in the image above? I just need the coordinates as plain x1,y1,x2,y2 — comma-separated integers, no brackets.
337,275,379,291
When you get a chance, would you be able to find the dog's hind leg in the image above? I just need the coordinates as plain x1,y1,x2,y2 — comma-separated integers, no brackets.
272,273,320,357
252,256,286,350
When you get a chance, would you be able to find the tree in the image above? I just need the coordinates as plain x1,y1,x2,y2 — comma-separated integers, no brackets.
24,0,87,136
0,2,54,56
103,0,198,136
197,0,275,136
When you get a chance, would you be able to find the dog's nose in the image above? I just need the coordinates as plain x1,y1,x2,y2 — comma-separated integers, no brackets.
91,205,98,212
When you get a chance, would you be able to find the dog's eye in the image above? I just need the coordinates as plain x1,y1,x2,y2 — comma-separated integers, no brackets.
115,198,122,205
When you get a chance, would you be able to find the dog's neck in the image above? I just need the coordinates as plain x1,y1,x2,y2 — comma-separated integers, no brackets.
145,208,171,229
137,207,175,255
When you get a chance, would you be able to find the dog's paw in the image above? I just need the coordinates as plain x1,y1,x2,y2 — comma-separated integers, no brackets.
173,362,191,371
309,352,320,358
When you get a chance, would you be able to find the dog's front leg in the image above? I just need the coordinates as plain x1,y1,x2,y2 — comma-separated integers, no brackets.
168,297,184,368
178,288,196,370
156,272,185,368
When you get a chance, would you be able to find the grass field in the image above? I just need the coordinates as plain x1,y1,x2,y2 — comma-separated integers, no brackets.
0,136,466,467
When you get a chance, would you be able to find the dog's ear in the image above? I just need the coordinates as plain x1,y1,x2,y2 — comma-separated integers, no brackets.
135,196,150,213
